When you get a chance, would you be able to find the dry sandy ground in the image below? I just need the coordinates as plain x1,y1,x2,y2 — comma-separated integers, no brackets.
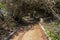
10,24,48,40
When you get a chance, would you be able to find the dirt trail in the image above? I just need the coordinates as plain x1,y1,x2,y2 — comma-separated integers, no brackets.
10,24,48,40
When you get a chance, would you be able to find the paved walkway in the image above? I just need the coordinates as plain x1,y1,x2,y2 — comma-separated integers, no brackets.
10,24,48,40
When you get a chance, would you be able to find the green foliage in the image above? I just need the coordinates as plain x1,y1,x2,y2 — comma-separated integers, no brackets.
0,3,5,10
45,21,60,40
0,3,8,16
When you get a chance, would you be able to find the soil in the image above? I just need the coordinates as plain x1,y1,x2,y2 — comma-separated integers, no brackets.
9,24,48,40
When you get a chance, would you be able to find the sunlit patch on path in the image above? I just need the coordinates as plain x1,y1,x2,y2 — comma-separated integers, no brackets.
10,24,48,40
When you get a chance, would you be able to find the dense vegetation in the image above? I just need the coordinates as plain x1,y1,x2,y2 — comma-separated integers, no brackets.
0,0,60,40
44,21,60,40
